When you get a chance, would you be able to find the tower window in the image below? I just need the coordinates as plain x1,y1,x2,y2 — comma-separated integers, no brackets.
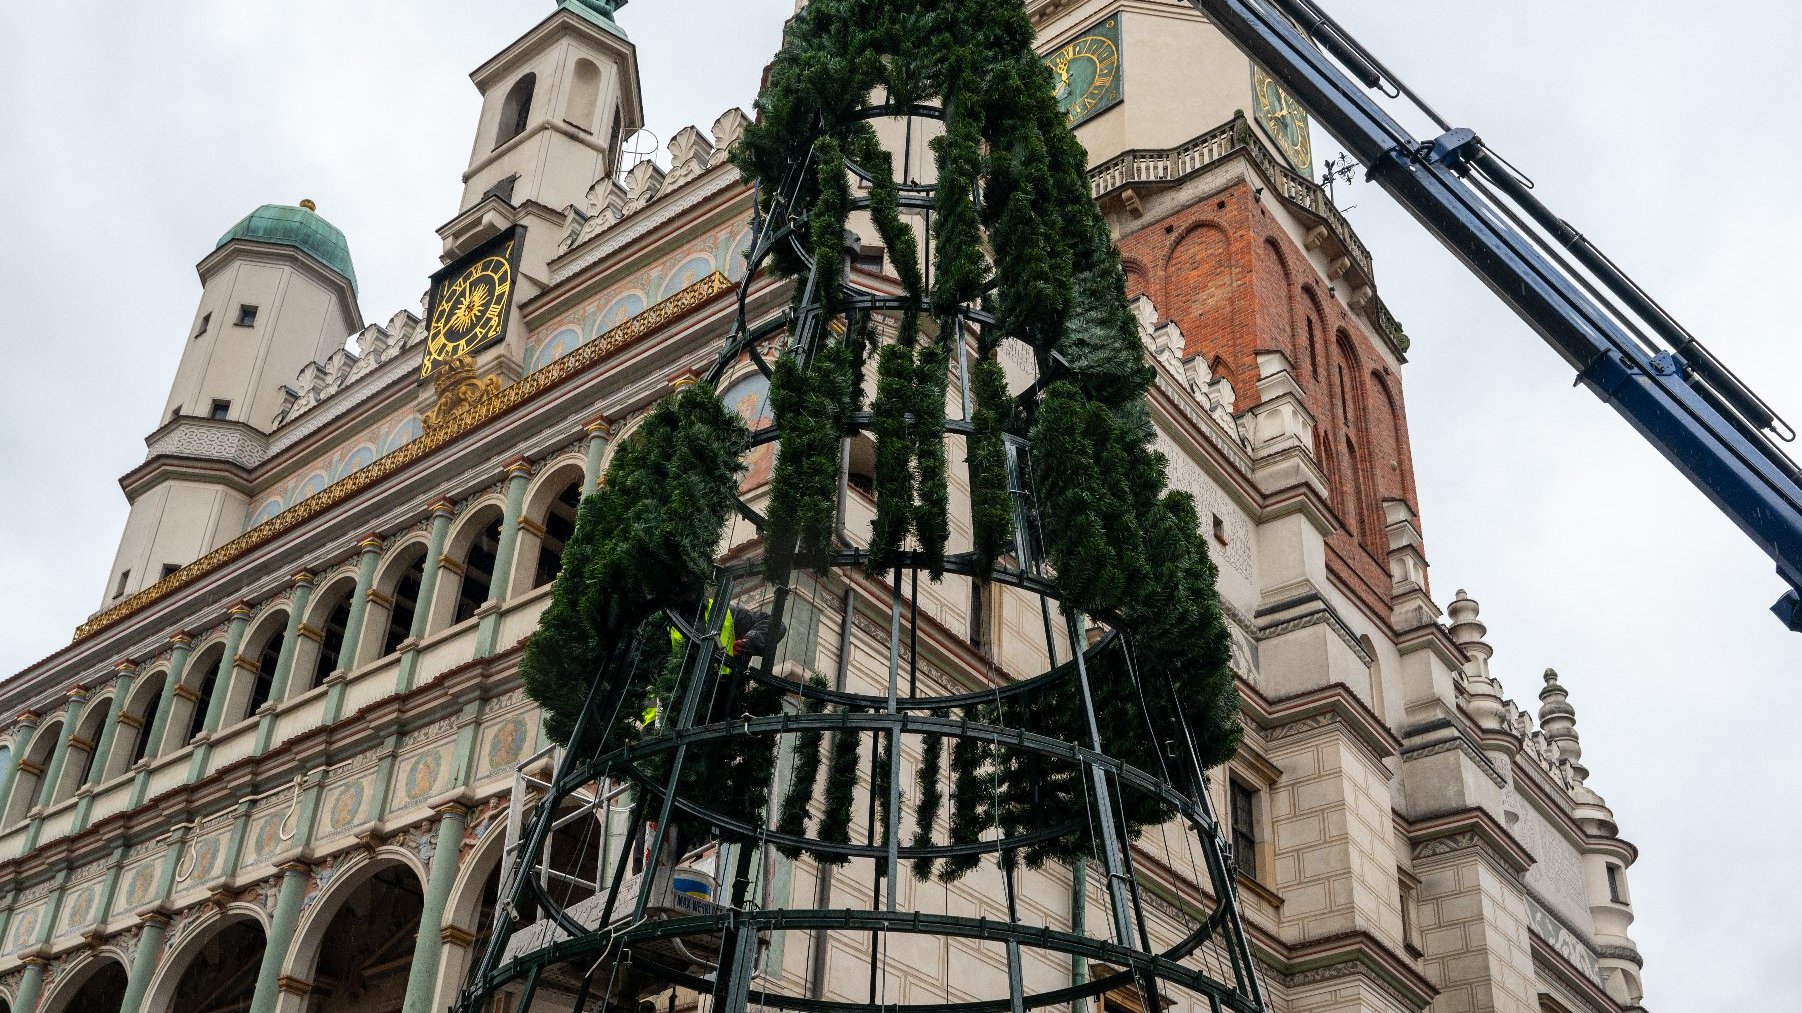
1229,780,1259,879
113,570,131,599
161,563,181,579
1606,863,1627,904
235,305,258,327
495,73,537,148
210,400,231,421
194,312,211,339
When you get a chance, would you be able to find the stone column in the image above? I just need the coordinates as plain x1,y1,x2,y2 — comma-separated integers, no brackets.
87,661,136,786
34,685,89,810
255,574,315,755
582,417,613,490
189,603,253,782
118,909,171,1013
266,572,315,705
475,459,533,657
144,634,192,758
247,861,312,1013
397,501,456,693
401,802,469,1013
13,955,47,1013
323,535,384,724
0,711,41,822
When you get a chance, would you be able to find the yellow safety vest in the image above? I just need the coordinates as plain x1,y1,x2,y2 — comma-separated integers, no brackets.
644,601,735,728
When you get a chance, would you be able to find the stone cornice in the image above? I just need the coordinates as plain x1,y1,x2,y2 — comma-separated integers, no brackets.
1404,807,1535,876
1241,682,1401,766
1530,933,1633,1013
1274,930,1438,1011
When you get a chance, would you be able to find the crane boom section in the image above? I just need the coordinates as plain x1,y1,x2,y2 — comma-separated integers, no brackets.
1183,0,1802,629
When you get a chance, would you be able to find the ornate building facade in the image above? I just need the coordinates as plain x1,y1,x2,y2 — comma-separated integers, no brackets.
0,2,1648,1013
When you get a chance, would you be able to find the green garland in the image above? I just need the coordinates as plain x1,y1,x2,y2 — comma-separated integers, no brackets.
521,384,750,746
815,705,863,865
967,356,1013,576
775,675,831,860
939,705,995,881
910,720,945,880
766,344,855,582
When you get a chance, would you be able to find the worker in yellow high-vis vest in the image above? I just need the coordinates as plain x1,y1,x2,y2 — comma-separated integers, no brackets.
641,598,784,730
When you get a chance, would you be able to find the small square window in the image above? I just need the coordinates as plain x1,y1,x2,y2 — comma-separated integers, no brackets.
235,304,258,327
113,570,131,599
194,312,211,339
161,563,181,580
1212,513,1228,545
210,400,231,421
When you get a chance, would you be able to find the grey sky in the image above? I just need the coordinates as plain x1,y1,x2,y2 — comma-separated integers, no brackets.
0,1,1794,1008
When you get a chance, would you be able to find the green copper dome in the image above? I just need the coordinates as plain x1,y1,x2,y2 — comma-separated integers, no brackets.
216,201,358,293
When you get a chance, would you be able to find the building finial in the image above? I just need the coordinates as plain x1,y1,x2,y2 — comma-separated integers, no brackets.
1448,589,1506,733
299,198,317,212
1537,667,1588,784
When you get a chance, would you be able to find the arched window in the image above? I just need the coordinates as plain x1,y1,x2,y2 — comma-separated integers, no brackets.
4,719,59,825
534,481,583,589
185,645,227,744
57,701,112,802
567,59,602,133
247,623,285,716
454,517,504,625
126,672,165,767
495,73,536,148
381,549,428,656
1305,316,1319,382
313,584,351,677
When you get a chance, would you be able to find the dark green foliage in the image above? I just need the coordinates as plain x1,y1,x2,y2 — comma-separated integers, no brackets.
767,344,855,582
967,356,1013,577
816,707,862,865
912,341,951,577
521,385,750,745
731,0,1244,876
868,343,916,573
910,722,945,880
775,675,832,860
938,706,994,882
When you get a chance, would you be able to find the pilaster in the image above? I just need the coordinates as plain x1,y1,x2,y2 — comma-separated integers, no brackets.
190,603,254,781
398,503,456,693
119,909,172,1013
247,862,312,1013
582,416,613,489
402,802,470,1013
0,711,41,824
324,534,385,724
476,459,534,657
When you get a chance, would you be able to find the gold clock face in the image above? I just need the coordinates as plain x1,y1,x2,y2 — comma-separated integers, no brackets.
1253,65,1313,175
1047,20,1123,127
426,243,514,373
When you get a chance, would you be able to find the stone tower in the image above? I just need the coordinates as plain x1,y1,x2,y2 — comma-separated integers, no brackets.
440,0,645,375
101,201,362,606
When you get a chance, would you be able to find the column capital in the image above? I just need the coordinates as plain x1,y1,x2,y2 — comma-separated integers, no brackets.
112,659,140,678
277,859,314,876
583,415,614,438
228,602,256,622
18,953,49,969
505,457,535,478
277,975,314,997
288,569,316,589
169,631,194,650
428,498,457,519
355,533,386,554
13,710,40,729
433,800,472,820
136,908,173,928
668,368,701,391
66,684,91,704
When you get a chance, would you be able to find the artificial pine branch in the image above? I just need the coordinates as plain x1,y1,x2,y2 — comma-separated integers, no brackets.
815,706,862,865
910,722,945,881
775,675,831,859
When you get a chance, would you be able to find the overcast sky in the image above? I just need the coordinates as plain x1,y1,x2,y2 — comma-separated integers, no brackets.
0,1,1795,1008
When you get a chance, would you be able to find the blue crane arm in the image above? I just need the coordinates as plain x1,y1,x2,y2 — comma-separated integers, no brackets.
1184,0,1802,630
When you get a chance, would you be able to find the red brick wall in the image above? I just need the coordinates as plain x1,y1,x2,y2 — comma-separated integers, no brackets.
1116,179,1420,623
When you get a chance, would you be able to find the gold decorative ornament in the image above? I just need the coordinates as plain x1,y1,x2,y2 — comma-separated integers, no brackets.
421,354,504,432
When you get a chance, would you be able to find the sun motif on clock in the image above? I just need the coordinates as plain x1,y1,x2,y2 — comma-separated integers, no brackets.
1046,17,1123,127
423,233,519,377
1252,64,1313,176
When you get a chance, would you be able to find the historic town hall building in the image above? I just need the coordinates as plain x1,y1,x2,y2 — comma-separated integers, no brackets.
0,2,1648,1012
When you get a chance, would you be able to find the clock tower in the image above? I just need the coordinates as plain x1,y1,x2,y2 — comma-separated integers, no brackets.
435,0,646,382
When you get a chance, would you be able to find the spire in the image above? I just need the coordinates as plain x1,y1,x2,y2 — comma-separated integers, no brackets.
1537,667,1588,784
1448,589,1507,734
